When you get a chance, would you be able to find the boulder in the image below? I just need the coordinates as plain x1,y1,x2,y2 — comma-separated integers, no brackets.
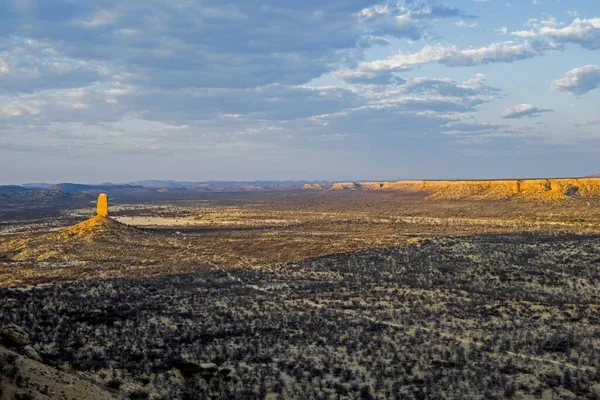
1,324,30,347
22,345,42,362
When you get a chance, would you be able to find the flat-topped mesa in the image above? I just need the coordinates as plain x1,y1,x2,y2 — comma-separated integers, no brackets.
97,193,108,217
302,178,600,200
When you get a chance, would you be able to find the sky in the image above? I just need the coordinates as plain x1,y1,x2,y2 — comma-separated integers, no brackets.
1,0,600,184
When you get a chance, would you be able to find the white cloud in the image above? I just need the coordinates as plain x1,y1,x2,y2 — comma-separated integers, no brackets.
336,41,549,83
72,10,119,29
552,65,600,95
502,104,553,119
456,21,478,28
511,30,537,38
443,41,546,66
0,37,108,93
339,15,600,86
394,74,500,98
357,2,462,40
539,18,600,49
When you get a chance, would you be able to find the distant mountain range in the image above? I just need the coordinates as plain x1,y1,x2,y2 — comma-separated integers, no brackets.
20,180,325,190
0,185,75,201
0,180,329,201
47,183,145,193
128,180,324,188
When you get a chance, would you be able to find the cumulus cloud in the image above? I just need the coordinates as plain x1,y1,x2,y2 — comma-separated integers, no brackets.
502,104,553,119
540,18,600,50
551,65,600,95
511,30,537,38
504,16,600,50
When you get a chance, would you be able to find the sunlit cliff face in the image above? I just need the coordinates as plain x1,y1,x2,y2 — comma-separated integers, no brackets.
305,178,600,200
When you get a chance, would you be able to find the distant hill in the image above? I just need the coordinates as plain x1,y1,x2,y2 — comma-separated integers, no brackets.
15,181,328,191
1,183,147,201
128,180,326,188
0,185,32,194
48,183,145,194
0,186,83,202
22,183,53,189
128,180,193,189
201,180,321,186
0,186,34,200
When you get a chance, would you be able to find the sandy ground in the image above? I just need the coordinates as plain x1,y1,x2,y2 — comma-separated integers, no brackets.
114,216,296,227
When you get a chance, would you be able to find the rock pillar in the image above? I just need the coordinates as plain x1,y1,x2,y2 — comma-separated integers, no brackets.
97,193,108,217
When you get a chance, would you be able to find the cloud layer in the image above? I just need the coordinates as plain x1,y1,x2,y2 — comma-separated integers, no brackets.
0,0,599,182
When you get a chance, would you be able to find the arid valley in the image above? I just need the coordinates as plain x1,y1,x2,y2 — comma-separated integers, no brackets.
2,181,600,399
4,0,600,398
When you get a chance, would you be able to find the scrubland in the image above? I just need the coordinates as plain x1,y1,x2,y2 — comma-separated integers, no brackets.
1,190,600,399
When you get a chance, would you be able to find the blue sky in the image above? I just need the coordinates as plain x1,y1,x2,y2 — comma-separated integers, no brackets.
0,0,599,184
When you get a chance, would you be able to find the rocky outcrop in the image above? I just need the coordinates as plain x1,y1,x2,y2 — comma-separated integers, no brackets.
331,182,361,190
302,183,323,190
97,193,108,217
21,345,42,362
302,178,600,200
1,324,30,347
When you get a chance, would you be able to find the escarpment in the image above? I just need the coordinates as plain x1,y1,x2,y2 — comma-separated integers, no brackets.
303,178,600,200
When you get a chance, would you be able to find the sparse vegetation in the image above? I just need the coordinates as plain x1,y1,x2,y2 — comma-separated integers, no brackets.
2,191,600,398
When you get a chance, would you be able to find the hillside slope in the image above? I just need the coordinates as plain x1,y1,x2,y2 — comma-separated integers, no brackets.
0,345,116,399
1,216,145,262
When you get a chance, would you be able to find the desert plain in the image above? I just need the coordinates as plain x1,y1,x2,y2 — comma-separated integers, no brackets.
2,180,600,399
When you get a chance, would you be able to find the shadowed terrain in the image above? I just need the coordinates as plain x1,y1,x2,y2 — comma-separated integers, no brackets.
3,232,600,399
